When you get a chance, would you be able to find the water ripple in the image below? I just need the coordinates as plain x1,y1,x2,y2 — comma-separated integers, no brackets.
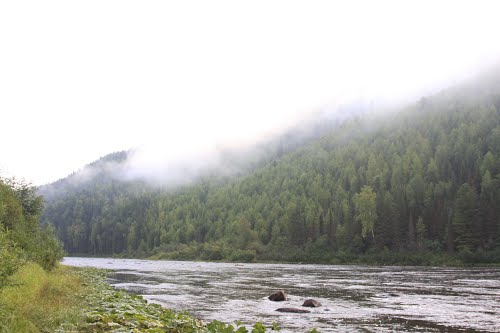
64,257,500,333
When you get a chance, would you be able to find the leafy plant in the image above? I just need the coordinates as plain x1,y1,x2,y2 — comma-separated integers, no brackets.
252,322,266,333
0,227,25,288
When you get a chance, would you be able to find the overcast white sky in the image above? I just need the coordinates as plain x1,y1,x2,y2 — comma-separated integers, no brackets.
1,0,499,185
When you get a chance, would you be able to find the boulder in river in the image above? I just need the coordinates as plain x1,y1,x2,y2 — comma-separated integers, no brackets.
276,308,311,313
268,290,287,301
302,299,321,307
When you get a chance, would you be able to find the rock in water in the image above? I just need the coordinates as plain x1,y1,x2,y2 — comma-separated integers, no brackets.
276,308,311,313
268,290,287,301
302,299,321,307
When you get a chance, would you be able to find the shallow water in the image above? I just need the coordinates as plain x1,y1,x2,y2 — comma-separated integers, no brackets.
63,257,500,332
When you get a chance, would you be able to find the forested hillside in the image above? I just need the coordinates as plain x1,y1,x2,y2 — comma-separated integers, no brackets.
40,75,500,264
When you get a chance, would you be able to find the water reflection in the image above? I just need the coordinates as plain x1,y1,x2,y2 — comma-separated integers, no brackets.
63,258,500,333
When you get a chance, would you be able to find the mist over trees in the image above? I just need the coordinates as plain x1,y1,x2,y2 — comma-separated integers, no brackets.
40,75,500,264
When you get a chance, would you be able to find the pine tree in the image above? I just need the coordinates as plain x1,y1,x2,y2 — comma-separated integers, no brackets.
452,183,480,253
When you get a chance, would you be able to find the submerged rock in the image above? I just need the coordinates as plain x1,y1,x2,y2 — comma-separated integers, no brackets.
276,308,311,313
268,290,287,301
302,299,321,307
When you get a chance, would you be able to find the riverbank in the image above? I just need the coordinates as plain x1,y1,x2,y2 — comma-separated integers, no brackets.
0,263,280,333
148,248,500,267
66,248,500,267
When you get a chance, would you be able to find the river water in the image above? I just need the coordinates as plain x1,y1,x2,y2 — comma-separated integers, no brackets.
63,257,500,333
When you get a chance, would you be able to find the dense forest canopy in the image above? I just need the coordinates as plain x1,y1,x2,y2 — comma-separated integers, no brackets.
40,74,500,264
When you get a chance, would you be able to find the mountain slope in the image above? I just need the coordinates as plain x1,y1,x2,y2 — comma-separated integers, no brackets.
40,75,500,263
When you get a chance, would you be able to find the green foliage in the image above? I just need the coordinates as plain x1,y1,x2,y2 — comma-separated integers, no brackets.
354,186,377,243
252,322,266,333
201,243,224,260
453,183,481,253
0,177,64,289
416,217,426,250
229,249,257,263
0,227,25,288
0,263,85,332
40,75,500,264
31,224,65,270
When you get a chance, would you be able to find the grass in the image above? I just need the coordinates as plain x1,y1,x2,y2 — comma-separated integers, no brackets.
0,263,85,333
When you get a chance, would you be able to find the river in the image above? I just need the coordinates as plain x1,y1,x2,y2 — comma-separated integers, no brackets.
63,257,500,332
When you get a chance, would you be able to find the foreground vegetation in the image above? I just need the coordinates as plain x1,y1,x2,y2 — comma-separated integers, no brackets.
0,263,281,333
41,73,500,264
0,263,84,332
0,177,67,331
0,177,63,289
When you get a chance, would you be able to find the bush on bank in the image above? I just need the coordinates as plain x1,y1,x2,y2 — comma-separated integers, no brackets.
0,177,64,290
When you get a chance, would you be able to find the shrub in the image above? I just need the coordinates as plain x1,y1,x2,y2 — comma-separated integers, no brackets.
229,249,257,263
0,227,26,289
